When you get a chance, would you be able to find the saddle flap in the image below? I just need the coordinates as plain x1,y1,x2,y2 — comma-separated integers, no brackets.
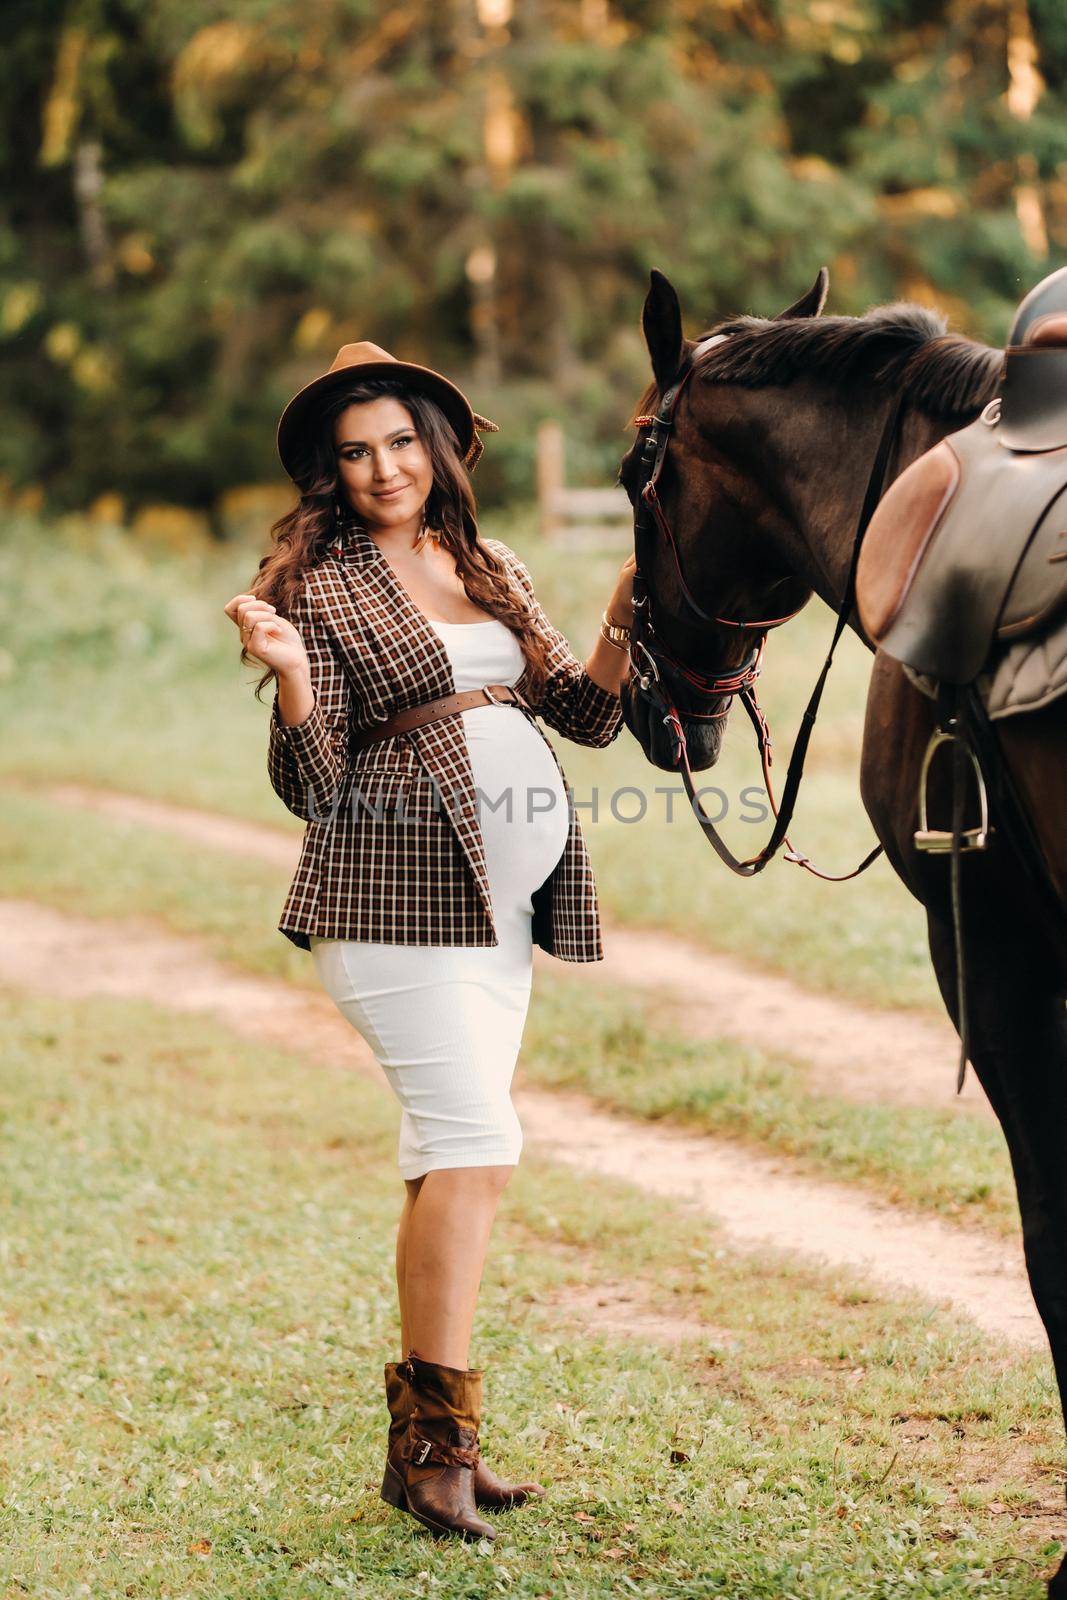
995,476,1067,639
865,416,1067,683
856,440,959,645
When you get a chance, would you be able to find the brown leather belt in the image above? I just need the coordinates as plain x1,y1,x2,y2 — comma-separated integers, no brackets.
349,683,528,752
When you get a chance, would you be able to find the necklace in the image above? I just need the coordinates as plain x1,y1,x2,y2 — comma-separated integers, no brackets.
337,505,440,554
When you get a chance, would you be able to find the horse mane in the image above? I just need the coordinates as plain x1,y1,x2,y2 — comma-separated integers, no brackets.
698,304,1005,417
628,304,1005,427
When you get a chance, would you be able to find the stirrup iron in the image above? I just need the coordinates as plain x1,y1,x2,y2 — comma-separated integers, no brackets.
914,729,993,854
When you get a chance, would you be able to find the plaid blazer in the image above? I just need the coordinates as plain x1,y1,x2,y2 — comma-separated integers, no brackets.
266,519,624,960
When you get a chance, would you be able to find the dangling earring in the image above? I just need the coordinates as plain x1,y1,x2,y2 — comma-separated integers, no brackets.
413,508,432,553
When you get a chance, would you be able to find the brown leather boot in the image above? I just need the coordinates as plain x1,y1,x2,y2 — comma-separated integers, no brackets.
384,1360,545,1510
380,1353,497,1540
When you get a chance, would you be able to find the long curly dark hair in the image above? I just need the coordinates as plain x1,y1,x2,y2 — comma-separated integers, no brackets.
243,375,554,703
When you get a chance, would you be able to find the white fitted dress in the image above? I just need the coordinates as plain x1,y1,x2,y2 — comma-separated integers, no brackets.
309,619,571,1179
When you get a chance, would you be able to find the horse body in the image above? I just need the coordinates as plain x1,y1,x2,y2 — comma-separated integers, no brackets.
620,270,1067,1596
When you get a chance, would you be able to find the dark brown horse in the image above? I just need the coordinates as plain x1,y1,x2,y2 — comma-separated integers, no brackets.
618,268,1067,1597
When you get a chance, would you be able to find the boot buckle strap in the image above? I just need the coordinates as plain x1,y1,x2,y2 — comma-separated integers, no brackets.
404,1432,481,1471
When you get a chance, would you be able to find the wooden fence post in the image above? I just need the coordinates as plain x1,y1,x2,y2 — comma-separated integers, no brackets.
537,418,564,542
536,417,632,548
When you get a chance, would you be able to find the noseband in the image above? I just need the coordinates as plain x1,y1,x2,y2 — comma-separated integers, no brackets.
627,337,904,879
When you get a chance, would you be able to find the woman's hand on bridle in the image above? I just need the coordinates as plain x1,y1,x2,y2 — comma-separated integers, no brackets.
606,553,637,630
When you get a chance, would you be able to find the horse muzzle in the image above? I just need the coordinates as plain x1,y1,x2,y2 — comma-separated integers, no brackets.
619,671,726,772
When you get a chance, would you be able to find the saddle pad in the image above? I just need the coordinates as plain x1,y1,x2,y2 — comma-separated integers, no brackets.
982,614,1067,720
903,607,1067,721
857,413,1067,683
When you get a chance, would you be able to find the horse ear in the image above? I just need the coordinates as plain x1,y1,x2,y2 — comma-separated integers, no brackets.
775,267,829,320
642,268,684,390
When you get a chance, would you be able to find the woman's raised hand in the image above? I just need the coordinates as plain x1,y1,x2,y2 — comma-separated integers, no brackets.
605,552,637,630
223,593,310,679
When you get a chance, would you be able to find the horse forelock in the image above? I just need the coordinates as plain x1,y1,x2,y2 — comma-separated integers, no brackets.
690,303,1004,421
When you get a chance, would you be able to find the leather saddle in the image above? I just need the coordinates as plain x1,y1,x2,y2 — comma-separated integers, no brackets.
856,265,1067,720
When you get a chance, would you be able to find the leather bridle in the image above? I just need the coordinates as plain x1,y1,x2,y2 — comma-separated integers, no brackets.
625,334,904,879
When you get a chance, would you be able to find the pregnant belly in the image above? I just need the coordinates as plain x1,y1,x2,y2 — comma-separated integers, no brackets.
460,705,571,909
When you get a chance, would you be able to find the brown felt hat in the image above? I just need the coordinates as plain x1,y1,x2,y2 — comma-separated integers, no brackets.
276,341,499,487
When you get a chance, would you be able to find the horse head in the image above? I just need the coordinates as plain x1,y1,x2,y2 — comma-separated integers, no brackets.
617,268,825,772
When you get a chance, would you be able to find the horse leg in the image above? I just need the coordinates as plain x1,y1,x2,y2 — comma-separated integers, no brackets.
862,655,1067,1588
925,909,1067,1595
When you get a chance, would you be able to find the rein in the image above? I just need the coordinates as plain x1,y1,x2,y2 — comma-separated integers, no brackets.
628,341,905,879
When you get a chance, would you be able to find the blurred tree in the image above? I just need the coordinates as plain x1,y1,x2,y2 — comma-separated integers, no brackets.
0,0,1063,519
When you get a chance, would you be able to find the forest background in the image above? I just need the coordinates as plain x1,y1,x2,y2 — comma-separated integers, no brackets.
3,0,1067,534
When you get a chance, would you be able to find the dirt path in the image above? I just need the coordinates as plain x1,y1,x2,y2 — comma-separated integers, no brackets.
536,927,974,1113
517,1090,1037,1345
34,781,972,1113
0,897,1042,1349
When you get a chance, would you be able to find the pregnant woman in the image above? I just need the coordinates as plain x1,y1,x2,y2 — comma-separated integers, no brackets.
223,341,633,1541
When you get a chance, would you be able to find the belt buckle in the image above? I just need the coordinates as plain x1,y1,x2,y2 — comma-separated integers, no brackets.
482,684,522,708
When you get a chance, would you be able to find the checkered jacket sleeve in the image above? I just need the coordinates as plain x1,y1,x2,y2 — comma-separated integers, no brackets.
491,541,625,748
267,582,350,822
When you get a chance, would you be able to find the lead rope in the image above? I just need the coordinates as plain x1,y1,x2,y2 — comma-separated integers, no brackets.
740,683,885,882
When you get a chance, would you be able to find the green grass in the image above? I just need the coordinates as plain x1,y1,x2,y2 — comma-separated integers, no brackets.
0,507,939,1012
525,975,1019,1234
2,509,1061,1595
0,985,1061,1597
0,784,300,981
0,788,1017,1234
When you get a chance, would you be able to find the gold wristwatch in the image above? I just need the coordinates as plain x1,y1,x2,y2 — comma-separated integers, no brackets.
599,610,631,650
